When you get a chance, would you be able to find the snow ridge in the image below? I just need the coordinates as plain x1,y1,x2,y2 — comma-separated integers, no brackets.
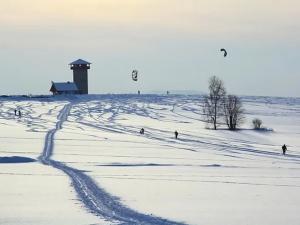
38,103,184,225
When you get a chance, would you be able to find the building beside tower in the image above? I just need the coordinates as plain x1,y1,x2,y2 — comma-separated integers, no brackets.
50,59,91,95
50,81,79,95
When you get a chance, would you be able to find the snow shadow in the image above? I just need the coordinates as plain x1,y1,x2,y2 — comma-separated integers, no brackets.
97,163,174,167
0,156,36,163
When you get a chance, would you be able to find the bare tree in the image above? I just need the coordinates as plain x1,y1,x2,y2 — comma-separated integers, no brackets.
223,95,244,130
203,76,226,130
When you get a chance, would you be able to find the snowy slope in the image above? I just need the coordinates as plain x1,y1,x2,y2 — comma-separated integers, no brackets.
0,95,300,225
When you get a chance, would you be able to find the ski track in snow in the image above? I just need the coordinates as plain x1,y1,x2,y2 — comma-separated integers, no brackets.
38,103,185,225
2,95,300,224
71,98,300,163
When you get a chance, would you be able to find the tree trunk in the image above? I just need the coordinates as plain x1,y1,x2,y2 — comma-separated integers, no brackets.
214,102,217,130
229,115,233,130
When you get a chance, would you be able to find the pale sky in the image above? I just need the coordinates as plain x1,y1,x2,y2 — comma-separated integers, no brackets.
0,0,299,96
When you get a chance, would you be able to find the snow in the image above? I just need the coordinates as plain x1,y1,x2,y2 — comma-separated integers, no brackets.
0,95,300,225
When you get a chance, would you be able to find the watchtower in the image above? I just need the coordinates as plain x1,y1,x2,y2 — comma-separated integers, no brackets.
69,59,91,94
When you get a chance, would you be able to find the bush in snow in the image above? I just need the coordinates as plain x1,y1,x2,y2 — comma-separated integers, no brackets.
252,118,262,129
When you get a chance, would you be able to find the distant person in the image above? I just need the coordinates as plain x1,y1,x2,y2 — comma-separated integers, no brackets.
282,144,287,155
140,128,144,134
18,110,22,118
138,90,141,95
14,109,17,116
174,130,178,139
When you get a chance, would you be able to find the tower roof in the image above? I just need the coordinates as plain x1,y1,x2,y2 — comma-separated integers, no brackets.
69,59,91,65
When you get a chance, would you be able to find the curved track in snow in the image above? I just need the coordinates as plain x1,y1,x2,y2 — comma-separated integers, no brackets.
38,103,184,225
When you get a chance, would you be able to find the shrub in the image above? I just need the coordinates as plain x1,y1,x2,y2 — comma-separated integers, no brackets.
252,118,262,129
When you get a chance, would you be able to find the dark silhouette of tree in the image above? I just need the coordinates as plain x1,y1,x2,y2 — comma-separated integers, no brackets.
252,118,262,129
224,95,244,130
203,76,226,130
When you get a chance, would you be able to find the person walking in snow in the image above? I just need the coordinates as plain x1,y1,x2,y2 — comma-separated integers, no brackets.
140,128,144,134
174,130,178,139
18,110,22,118
14,109,17,116
282,144,287,155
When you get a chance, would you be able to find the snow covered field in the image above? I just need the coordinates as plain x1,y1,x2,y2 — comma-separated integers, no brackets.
0,95,300,225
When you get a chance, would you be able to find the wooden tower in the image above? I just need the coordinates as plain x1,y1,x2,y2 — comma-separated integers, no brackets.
69,59,91,94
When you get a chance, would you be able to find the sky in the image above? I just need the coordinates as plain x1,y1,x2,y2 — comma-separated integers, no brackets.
0,0,299,97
